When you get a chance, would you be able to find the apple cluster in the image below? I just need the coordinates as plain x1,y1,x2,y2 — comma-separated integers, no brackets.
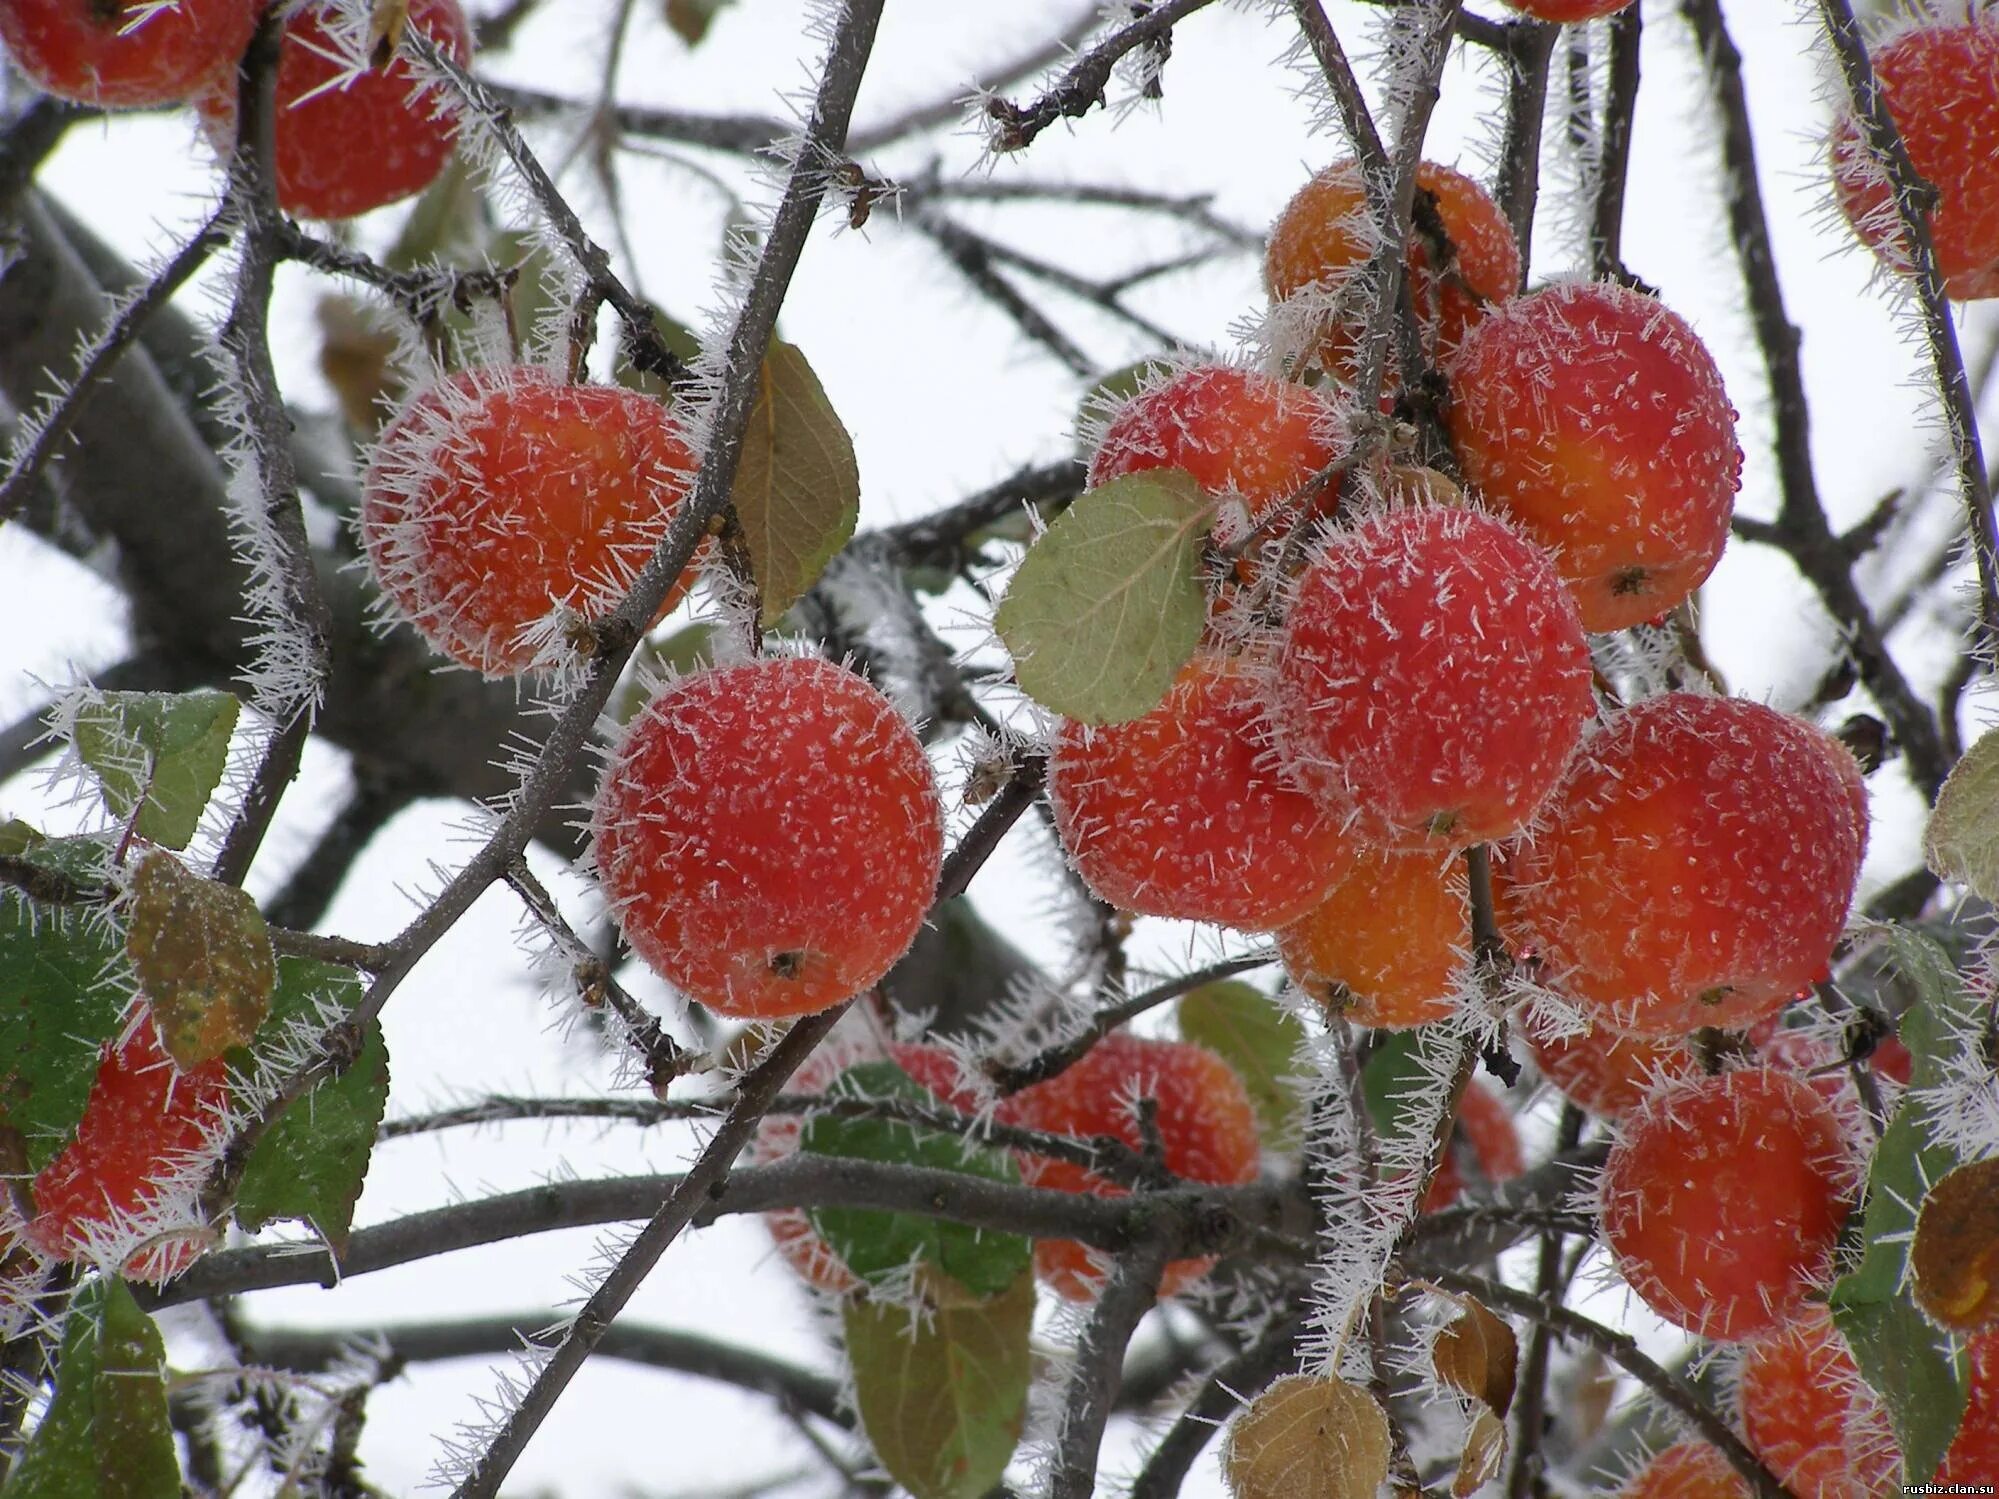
0,0,470,218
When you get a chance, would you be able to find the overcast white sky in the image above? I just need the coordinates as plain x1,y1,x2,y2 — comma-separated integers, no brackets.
2,0,1993,1492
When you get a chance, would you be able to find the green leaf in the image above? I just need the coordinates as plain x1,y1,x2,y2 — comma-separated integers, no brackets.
1177,981,1304,1151
993,469,1215,725
842,1274,1033,1499
1830,924,1981,1480
233,960,389,1251
731,341,861,627
665,0,735,46
1,1278,177,1499
1359,1029,1431,1147
1926,727,1999,902
801,1061,1030,1300
70,689,239,851
125,851,274,1069
0,893,127,1172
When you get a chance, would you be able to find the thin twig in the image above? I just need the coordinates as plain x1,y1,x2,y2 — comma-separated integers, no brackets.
0,202,234,528
985,0,1221,152
1048,1241,1171,1499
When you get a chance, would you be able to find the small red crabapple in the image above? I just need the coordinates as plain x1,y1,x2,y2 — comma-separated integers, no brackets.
360,367,698,677
1737,1307,1901,1497
1600,1067,1856,1342
1268,504,1593,850
0,0,258,108
1047,652,1359,930
590,657,944,1020
196,0,471,219
25,1025,228,1283
1276,847,1468,1030
1939,1329,1999,1484
1265,159,1521,379
1496,693,1869,1039
1505,0,1634,21
1830,13,1999,300
1088,365,1346,519
1447,280,1742,632
1618,1442,1750,1499
1000,1033,1259,1301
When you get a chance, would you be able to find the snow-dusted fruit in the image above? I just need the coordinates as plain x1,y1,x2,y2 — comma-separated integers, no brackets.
1221,1374,1390,1499
1088,365,1346,520
1048,654,1358,929
1618,1442,1750,1499
1276,847,1467,1029
1497,694,1868,1039
0,0,256,107
25,1027,227,1283
196,0,470,219
1738,1308,1901,1498
1269,505,1593,850
1265,159,1520,377
1447,280,1741,632
1002,1033,1259,1301
1525,1023,1698,1121
1601,1068,1854,1342
591,658,943,1019
1940,1330,1999,1484
1831,15,1999,300
360,368,697,676
1423,1080,1524,1212
752,1043,970,1295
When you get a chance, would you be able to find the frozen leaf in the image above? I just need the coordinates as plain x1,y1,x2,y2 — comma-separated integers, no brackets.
0,890,127,1171
1925,728,1999,902
126,851,274,1069
666,0,734,46
233,960,388,1251
1830,924,1980,1480
1433,1294,1518,1416
731,340,860,626
1452,1408,1507,1498
1914,1157,1999,1333
1360,1028,1429,1144
318,295,403,432
1177,980,1305,1150
71,689,239,851
842,1274,1032,1499
1221,1373,1390,1499
0,825,111,892
994,469,1214,724
802,1061,1030,1300
0,1277,177,1499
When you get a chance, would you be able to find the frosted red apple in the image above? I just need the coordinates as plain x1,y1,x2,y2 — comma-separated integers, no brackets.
1498,693,1868,1039
1266,159,1521,376
590,657,943,1019
1448,280,1742,631
0,0,257,107
1268,505,1593,850
360,367,697,677
1276,848,1468,1029
1831,14,1999,300
1048,653,1358,929
1600,1067,1855,1341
